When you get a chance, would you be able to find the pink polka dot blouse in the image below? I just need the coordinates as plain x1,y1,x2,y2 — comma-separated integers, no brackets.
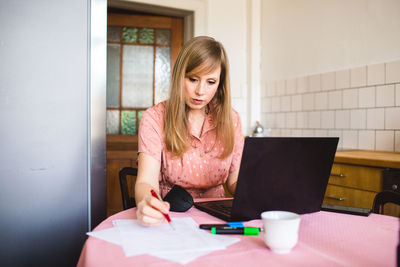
138,101,244,198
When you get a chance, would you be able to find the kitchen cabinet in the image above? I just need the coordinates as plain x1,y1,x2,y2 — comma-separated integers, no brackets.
323,150,400,217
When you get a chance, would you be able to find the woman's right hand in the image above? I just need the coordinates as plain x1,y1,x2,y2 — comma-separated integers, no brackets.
136,194,170,227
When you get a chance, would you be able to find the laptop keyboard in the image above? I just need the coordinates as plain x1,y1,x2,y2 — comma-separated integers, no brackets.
212,203,232,215
194,199,234,221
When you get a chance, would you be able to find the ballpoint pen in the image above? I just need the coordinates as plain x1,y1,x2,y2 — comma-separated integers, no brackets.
150,189,175,230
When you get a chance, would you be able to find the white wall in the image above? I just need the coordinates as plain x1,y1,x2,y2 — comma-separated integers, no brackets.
261,0,400,81
207,0,251,133
261,0,400,152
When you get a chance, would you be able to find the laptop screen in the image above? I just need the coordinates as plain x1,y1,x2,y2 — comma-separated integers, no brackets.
230,137,338,221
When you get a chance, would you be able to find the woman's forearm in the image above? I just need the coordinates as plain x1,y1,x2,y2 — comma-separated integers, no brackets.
134,153,162,203
135,182,156,204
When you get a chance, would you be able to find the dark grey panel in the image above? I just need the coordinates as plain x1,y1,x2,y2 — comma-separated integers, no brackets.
0,0,106,265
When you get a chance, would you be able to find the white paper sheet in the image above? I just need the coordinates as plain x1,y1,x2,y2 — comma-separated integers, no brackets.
87,227,121,246
113,218,231,255
87,217,240,264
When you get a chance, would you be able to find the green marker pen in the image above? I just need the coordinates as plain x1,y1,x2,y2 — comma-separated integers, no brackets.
211,226,260,235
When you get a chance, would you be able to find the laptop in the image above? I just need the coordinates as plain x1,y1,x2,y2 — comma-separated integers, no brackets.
194,137,339,221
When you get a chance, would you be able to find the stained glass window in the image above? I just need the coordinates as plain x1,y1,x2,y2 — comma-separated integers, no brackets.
106,110,120,134
123,27,138,43
107,26,121,42
139,28,154,44
156,29,171,45
107,44,120,107
121,111,136,134
122,45,153,108
155,46,171,104
106,15,177,135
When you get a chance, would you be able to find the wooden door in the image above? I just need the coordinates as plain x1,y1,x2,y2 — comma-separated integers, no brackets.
106,13,183,216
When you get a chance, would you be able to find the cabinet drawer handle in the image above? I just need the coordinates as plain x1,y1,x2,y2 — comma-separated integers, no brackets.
330,173,346,178
326,195,345,201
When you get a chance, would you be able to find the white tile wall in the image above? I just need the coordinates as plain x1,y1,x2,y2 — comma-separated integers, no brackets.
359,87,375,108
336,69,350,89
367,63,385,86
266,81,276,97
376,131,394,151
291,129,303,136
321,111,335,129
297,76,308,93
303,93,314,110
350,109,366,129
386,107,400,129
291,95,302,111
358,130,375,150
276,113,285,128
286,78,297,95
350,66,367,88
271,97,280,112
342,130,358,149
342,88,358,109
261,59,400,151
308,111,321,128
281,96,291,112
335,110,350,129
281,129,291,136
315,129,328,136
277,80,285,96
328,91,342,110
315,92,328,110
386,60,400,84
296,112,307,128
322,72,335,91
303,129,314,136
286,112,296,128
309,74,321,92
262,98,271,112
376,85,395,107
265,113,274,128
261,82,267,98
367,108,384,129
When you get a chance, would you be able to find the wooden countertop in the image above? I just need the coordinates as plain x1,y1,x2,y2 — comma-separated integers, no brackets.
334,150,400,169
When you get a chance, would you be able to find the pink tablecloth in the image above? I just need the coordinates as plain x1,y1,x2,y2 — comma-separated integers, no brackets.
77,207,398,267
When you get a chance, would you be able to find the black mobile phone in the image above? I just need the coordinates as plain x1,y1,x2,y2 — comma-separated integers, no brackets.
321,204,371,216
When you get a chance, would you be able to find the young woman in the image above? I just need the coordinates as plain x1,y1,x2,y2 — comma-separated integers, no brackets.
135,36,244,226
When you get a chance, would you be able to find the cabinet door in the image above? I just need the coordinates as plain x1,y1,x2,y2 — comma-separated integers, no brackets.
324,184,377,209
324,163,382,210
329,163,382,192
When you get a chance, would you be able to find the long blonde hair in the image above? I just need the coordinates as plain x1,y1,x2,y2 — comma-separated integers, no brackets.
164,36,234,158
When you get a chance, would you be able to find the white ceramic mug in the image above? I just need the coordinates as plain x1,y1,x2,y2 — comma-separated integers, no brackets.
261,211,301,254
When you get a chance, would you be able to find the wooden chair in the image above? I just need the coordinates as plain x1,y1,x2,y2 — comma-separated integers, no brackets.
119,167,138,210
372,190,400,215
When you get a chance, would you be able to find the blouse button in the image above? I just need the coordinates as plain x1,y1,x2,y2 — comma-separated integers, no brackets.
200,154,204,158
